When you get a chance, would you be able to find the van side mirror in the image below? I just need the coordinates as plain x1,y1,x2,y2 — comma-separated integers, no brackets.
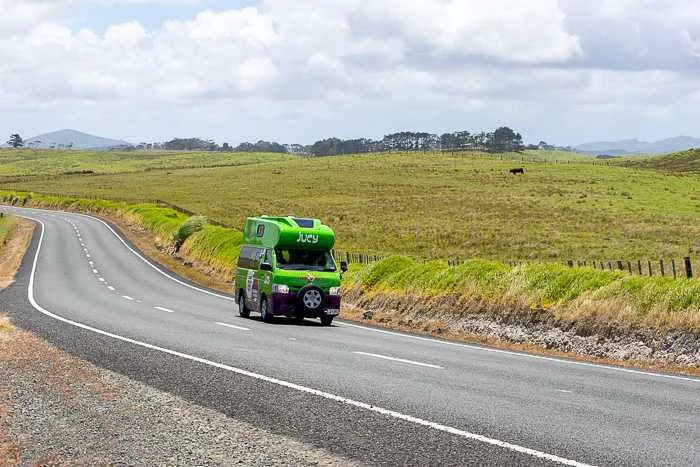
260,263,273,272
340,261,348,273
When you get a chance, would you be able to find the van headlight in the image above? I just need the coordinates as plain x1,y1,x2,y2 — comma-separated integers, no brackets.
272,284,290,294
329,287,342,296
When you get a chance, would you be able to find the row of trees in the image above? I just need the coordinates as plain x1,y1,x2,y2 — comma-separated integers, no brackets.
6,127,531,155
152,126,526,156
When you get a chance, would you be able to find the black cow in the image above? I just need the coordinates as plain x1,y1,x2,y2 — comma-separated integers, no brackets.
510,168,525,175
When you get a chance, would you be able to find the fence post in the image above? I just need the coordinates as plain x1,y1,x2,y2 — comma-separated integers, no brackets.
608,261,613,271
346,252,351,264
637,260,643,275
567,260,574,268
672,259,677,279
648,260,653,276
660,260,665,277
617,260,624,271
592,260,597,269
627,261,632,274
684,257,693,279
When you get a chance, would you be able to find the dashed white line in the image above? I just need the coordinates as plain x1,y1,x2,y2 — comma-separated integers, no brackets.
215,322,252,332
99,278,106,282
89,261,94,266
556,389,573,394
122,295,134,301
92,269,99,274
154,306,176,314
86,254,91,258
353,351,444,369
107,286,116,291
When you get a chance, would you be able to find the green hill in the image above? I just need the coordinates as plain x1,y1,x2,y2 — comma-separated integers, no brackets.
630,148,700,173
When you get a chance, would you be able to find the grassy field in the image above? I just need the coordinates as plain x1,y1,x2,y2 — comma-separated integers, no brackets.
2,149,699,262
0,149,295,181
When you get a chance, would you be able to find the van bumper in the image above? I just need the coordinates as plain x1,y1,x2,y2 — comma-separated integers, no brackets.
271,293,341,318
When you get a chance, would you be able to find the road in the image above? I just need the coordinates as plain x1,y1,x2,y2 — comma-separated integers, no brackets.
1,206,698,466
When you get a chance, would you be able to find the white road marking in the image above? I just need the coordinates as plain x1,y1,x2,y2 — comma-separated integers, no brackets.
20,219,592,467
81,243,85,247
107,286,116,291
98,278,105,282
83,248,88,252
154,306,175,314
93,269,99,274
556,389,573,394
289,338,297,341
122,295,134,301
354,351,443,369
215,322,252,332
86,254,91,258
89,261,94,266
336,322,700,383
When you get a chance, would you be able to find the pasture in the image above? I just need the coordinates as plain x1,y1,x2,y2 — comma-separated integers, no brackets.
1,149,699,262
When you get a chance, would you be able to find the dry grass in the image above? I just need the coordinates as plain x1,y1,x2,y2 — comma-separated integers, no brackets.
0,217,34,289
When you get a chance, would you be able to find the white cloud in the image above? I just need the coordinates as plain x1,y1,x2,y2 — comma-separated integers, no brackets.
0,0,699,144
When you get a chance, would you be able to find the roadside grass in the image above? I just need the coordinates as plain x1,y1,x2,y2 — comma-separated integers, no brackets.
3,150,700,261
344,256,700,333
0,214,14,244
0,149,295,181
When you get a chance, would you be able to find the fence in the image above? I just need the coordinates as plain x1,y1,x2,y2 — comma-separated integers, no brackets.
339,251,697,280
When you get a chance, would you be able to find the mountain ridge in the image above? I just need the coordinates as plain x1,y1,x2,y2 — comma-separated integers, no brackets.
575,136,700,155
21,129,131,150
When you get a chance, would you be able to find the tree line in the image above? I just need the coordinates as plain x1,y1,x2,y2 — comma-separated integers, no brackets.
5,126,529,155
155,126,525,156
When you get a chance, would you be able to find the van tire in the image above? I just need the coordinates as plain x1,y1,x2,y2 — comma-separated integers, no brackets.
320,315,334,326
238,293,250,318
260,296,273,323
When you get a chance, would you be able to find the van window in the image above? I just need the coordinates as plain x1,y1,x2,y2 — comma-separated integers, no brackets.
274,249,336,272
238,247,251,268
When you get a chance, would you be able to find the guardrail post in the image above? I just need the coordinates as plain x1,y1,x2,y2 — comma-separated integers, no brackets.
684,257,693,279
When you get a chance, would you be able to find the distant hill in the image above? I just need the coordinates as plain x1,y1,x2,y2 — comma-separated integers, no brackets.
21,129,131,150
575,136,700,155
630,148,700,174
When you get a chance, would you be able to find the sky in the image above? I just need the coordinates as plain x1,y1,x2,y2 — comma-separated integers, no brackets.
1,0,699,146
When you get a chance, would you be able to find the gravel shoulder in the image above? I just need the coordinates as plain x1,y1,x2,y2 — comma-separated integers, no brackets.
0,318,360,466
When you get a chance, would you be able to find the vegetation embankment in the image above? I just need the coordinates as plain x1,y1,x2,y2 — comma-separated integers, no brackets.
3,150,700,262
343,257,700,370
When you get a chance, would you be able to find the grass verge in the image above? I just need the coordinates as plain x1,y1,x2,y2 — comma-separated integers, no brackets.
0,215,34,289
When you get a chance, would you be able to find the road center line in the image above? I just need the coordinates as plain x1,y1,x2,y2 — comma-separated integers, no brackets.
122,295,134,301
215,322,252,332
354,351,443,369
154,306,176,314
107,286,116,291
98,278,105,282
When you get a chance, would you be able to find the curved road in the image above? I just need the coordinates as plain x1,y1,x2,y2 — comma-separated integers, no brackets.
1,206,698,466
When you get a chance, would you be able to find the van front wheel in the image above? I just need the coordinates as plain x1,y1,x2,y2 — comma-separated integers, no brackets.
320,315,334,326
238,294,250,318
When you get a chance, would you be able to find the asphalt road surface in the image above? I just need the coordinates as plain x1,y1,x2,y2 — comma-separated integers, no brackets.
1,206,698,466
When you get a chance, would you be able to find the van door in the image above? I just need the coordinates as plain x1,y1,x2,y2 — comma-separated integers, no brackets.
255,249,274,310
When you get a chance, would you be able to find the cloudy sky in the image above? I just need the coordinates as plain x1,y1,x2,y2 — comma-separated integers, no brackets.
1,0,699,145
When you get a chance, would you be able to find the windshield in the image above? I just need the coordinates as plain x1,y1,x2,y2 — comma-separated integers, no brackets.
275,249,336,272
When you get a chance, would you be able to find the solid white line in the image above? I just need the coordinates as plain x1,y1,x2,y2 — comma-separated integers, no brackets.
122,295,134,301
215,322,251,332
154,306,176,314
336,322,700,383
22,218,593,467
354,351,443,369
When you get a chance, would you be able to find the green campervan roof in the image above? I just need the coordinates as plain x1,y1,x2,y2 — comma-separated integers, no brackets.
243,216,336,250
